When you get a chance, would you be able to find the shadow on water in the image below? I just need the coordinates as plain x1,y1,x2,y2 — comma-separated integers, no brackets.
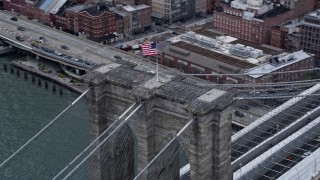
0,54,89,178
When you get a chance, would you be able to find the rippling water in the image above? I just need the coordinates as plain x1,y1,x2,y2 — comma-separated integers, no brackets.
0,54,88,176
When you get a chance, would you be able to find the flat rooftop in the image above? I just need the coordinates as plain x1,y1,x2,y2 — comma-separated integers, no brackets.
256,5,290,20
230,39,284,55
193,29,226,39
245,50,311,78
171,41,256,69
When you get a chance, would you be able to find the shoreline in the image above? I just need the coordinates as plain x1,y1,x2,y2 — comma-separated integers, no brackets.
11,60,86,94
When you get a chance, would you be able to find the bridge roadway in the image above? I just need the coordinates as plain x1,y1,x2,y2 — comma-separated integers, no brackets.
0,11,171,73
232,84,320,179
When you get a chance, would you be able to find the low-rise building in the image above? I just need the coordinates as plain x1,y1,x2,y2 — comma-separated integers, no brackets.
151,0,195,24
122,4,152,35
213,0,314,45
157,29,293,84
269,9,320,67
245,50,314,83
63,3,151,42
65,4,116,41
300,10,320,66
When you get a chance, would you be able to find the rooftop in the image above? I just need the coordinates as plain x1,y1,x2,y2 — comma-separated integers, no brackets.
85,5,110,16
166,30,284,67
256,5,290,20
171,41,256,69
66,4,96,13
49,0,67,14
307,10,320,18
56,0,74,16
245,50,312,78
193,29,226,39
122,4,149,12
230,39,284,55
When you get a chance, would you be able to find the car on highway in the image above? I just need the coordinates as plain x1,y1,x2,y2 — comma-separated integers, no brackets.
114,55,122,60
234,111,244,117
39,36,46,42
61,45,69,50
314,136,320,142
301,151,312,158
31,40,42,47
10,17,18,21
172,31,181,35
71,57,79,62
17,26,26,31
307,101,319,108
15,35,24,41
238,105,249,110
54,51,62,56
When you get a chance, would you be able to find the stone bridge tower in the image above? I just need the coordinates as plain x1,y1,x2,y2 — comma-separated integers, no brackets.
85,63,234,180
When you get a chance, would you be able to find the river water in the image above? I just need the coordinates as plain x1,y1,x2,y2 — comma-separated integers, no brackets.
0,54,189,179
0,54,89,179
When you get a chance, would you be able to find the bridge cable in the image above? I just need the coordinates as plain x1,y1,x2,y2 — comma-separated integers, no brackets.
0,88,90,169
133,119,194,180
52,102,138,180
60,103,143,180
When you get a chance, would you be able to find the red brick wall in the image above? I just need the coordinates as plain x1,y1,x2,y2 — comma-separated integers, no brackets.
137,6,151,32
245,56,314,83
213,0,314,45
270,28,282,48
3,0,26,14
76,11,116,37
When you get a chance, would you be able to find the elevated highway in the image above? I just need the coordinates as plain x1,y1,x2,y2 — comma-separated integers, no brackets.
0,11,171,74
233,84,320,179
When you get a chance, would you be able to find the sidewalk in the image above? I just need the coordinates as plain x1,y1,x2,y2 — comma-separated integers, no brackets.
11,57,86,93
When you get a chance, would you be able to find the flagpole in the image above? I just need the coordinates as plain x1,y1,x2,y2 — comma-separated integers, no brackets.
156,40,159,82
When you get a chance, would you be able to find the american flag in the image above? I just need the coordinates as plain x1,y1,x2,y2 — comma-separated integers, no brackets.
141,41,157,56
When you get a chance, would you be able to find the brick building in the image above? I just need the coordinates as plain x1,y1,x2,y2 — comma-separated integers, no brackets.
206,0,220,13
64,3,151,41
270,19,301,50
300,10,320,66
245,50,314,83
3,0,27,14
65,4,116,41
213,0,314,45
157,29,288,84
271,10,320,67
122,4,152,35
151,0,195,24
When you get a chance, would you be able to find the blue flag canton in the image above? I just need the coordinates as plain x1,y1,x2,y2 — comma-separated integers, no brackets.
150,42,156,49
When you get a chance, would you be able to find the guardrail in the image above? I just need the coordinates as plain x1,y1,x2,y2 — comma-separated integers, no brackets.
32,47,96,69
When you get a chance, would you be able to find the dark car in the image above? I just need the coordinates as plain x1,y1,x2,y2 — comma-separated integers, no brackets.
307,101,319,108
39,36,46,42
238,105,249,110
172,31,181,35
15,35,24,41
61,45,69,50
17,26,26,31
114,55,122,60
10,17,18,21
234,111,244,117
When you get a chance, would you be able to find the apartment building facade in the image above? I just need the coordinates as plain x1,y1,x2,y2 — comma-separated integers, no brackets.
300,10,320,66
213,0,314,45
151,0,195,24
